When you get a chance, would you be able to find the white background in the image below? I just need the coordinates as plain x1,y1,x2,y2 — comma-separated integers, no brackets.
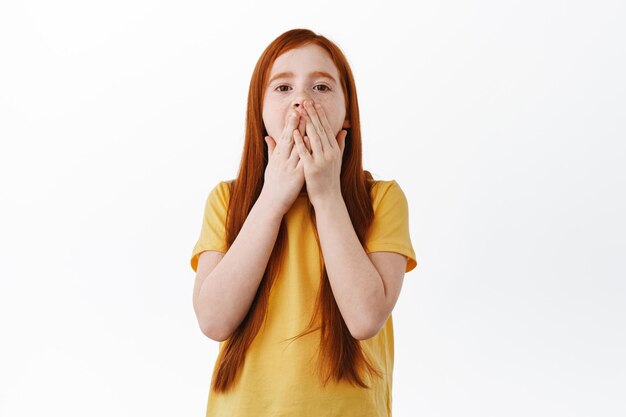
1,0,624,416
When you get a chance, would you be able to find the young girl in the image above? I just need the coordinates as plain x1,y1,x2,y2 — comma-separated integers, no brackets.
190,28,417,417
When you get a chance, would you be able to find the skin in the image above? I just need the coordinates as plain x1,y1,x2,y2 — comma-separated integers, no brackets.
262,43,351,194
261,43,408,339
192,43,409,342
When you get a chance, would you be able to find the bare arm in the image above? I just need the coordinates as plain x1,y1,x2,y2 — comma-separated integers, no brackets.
193,193,283,342
313,194,391,340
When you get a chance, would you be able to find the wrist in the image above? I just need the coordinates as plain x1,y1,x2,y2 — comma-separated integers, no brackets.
311,191,344,213
255,191,286,222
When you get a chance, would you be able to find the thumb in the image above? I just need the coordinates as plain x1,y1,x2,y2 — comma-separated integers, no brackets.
264,135,276,155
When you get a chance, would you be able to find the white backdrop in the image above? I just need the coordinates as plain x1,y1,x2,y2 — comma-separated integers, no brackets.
1,0,624,416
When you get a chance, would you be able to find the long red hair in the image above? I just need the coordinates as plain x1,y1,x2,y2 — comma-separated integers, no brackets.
211,28,382,393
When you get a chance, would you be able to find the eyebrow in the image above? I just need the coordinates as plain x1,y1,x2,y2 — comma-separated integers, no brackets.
268,71,338,85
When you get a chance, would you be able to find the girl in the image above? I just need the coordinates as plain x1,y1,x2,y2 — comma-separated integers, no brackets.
190,28,417,417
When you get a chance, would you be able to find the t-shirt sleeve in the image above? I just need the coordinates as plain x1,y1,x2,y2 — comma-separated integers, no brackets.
364,180,418,273
190,181,230,273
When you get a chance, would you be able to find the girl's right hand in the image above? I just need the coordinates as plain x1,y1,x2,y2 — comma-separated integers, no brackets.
261,111,305,217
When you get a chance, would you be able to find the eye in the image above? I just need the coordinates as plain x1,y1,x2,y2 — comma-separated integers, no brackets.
314,84,331,92
273,84,331,92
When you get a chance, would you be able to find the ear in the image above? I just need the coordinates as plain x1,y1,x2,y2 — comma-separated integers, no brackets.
264,136,276,156
342,118,351,129
337,130,348,156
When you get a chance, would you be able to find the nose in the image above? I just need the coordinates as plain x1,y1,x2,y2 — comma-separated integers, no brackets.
291,91,312,110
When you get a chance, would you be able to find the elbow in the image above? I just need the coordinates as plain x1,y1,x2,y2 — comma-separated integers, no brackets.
195,302,233,342
349,316,385,341
350,329,374,341
350,326,380,341
198,315,233,342
200,322,232,342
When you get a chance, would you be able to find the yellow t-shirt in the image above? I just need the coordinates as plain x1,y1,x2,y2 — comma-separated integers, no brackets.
190,179,418,417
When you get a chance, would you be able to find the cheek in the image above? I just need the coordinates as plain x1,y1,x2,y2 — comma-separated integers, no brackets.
262,108,289,138
319,103,344,129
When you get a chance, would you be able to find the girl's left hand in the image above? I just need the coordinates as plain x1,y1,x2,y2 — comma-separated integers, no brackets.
293,99,348,207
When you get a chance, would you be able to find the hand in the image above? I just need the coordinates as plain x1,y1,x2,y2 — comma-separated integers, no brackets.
261,111,306,216
292,100,348,208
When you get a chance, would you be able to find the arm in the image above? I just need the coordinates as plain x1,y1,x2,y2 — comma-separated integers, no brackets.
193,193,283,342
313,195,407,340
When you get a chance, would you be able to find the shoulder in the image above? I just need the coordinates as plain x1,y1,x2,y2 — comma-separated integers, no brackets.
201,179,235,213
217,178,235,193
208,179,235,200
369,179,407,208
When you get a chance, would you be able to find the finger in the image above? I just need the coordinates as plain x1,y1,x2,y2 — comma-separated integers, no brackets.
293,129,313,163
297,113,306,138
312,102,338,151
304,101,331,152
274,113,298,159
304,113,324,156
281,112,299,143
288,129,300,165
295,111,311,154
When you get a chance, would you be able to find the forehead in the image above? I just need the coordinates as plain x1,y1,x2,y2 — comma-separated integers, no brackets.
269,43,340,79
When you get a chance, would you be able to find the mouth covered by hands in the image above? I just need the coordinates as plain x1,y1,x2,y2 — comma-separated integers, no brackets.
292,99,348,207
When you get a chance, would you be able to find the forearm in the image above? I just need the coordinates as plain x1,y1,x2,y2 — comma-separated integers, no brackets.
313,194,386,340
197,193,283,340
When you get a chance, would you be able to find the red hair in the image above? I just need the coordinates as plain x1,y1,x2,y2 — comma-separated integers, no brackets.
210,28,382,393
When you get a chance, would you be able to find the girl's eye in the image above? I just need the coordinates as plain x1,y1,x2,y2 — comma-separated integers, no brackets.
274,84,331,92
